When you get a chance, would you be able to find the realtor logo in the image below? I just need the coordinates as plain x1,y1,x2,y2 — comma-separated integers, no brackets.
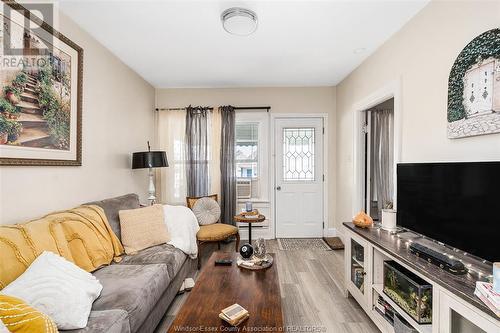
2,1,55,56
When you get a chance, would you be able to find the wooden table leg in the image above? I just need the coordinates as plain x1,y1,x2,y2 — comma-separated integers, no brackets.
235,233,240,252
248,222,252,244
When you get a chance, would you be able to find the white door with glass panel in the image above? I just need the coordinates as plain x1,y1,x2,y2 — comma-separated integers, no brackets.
275,118,324,238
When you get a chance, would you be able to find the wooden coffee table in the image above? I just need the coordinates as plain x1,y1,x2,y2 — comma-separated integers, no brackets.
167,251,283,332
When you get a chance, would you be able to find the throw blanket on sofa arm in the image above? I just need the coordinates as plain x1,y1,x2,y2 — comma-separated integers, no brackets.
0,205,124,289
163,205,200,259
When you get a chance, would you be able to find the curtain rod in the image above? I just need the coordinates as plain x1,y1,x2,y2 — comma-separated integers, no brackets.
155,106,271,112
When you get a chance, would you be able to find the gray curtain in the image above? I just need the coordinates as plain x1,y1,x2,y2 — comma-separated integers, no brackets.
371,109,394,217
185,106,210,197
220,106,236,225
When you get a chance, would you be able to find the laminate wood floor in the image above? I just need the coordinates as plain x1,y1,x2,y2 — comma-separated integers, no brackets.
155,240,379,333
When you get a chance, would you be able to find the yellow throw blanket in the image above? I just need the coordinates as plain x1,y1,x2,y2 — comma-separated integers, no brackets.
0,205,124,289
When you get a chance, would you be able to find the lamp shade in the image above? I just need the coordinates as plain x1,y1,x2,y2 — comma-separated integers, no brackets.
132,151,168,169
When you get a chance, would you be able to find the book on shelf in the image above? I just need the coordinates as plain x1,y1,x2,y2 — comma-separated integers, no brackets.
475,282,500,309
375,307,393,325
474,290,500,318
374,301,385,314
219,304,249,326
375,296,396,325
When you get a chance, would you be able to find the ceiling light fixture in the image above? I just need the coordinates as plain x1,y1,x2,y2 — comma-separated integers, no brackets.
221,7,258,36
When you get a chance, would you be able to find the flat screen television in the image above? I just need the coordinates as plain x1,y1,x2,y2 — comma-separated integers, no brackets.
397,161,499,263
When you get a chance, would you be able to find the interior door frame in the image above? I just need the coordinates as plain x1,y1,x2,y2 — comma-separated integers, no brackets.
270,113,329,239
352,80,402,218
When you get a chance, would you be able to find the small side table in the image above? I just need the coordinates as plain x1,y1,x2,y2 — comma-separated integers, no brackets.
234,213,266,244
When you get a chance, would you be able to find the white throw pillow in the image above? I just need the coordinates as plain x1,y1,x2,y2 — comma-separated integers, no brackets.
2,251,102,330
0,319,9,333
163,204,200,257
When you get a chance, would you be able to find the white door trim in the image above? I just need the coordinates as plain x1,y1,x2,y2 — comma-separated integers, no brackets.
271,113,329,239
352,79,402,217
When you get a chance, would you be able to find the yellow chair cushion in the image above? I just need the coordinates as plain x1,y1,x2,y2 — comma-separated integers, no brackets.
0,294,57,333
197,223,238,241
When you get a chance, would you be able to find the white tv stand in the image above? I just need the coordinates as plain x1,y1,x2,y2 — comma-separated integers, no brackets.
343,222,500,333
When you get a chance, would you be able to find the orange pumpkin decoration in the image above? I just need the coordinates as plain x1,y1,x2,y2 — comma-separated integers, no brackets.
352,211,374,228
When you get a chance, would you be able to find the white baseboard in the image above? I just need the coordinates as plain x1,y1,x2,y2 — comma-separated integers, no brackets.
238,227,338,240
335,228,345,244
238,228,274,241
323,228,337,238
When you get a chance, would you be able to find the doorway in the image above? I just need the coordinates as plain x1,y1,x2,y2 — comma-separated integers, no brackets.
274,117,324,238
363,98,394,220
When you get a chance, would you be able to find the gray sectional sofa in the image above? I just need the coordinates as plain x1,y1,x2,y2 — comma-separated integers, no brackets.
65,193,196,333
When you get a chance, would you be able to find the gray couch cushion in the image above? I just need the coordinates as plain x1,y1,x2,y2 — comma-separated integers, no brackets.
118,244,187,279
92,264,170,332
85,193,140,240
136,258,197,333
63,310,130,333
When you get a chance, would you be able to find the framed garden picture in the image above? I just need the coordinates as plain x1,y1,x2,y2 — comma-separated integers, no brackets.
447,28,500,139
0,0,82,165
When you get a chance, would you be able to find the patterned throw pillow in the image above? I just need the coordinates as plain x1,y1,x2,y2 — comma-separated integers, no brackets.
119,204,170,254
192,197,221,225
0,294,57,333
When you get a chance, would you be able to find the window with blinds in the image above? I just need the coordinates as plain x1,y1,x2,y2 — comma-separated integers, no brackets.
235,123,259,178
235,122,260,199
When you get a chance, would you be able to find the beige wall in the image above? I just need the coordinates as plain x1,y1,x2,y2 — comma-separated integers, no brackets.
156,87,337,230
335,0,500,232
0,12,155,224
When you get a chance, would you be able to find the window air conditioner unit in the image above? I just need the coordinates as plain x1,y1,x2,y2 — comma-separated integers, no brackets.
237,179,252,199
251,178,259,198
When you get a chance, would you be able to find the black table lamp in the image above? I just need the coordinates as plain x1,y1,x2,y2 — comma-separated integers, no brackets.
132,142,168,205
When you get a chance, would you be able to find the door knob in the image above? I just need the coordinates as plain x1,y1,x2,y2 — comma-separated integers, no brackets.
276,186,281,191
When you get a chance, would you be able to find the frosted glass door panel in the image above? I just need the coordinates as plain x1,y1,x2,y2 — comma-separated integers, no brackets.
282,128,315,181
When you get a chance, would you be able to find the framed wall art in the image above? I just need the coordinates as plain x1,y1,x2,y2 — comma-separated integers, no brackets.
447,28,500,139
0,0,83,165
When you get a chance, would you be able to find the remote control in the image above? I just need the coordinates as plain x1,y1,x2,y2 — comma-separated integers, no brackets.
214,259,233,266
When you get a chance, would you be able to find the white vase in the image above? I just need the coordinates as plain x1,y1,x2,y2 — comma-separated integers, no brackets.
381,209,397,231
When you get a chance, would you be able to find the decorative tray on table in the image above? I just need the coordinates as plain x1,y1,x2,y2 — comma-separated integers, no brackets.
241,209,259,216
236,254,273,270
